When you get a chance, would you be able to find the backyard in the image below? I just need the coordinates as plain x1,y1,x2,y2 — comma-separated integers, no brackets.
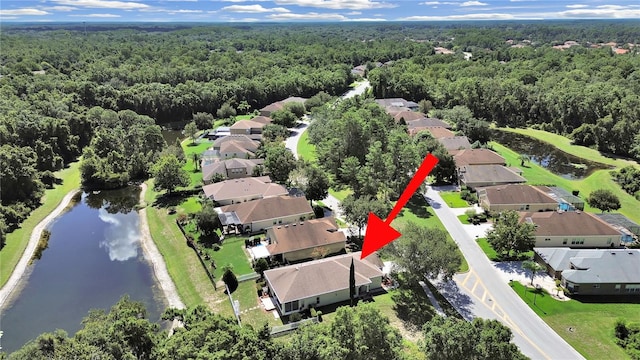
510,281,640,360
439,191,469,208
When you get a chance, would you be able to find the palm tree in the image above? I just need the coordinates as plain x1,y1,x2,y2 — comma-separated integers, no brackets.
518,154,531,167
522,260,544,285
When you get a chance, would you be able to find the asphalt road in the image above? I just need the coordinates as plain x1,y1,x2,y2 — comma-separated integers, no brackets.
425,187,585,360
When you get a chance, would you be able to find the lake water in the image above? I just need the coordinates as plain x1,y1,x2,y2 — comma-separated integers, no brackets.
0,188,166,354
492,130,613,180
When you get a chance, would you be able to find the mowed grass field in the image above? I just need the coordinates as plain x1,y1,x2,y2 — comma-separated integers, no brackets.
511,282,640,360
1,162,81,287
491,142,640,224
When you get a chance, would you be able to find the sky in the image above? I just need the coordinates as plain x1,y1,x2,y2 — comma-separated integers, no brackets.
1,0,640,22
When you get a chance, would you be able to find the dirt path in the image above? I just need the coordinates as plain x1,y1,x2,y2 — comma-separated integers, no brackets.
0,190,79,309
138,183,185,310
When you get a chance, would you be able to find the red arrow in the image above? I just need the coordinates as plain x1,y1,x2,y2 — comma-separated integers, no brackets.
360,153,439,259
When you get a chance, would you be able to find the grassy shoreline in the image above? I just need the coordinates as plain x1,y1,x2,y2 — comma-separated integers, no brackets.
492,142,640,224
498,127,639,168
0,162,81,287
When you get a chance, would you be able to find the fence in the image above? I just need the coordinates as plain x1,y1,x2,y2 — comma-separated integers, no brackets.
270,318,319,337
175,219,217,290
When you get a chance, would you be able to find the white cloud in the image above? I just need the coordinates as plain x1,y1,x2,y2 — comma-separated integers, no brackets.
0,8,50,16
169,9,204,13
273,0,396,10
401,13,517,20
347,11,362,15
52,0,149,9
78,13,122,17
557,7,640,18
43,6,78,11
349,17,387,21
222,5,291,13
267,11,347,20
566,4,588,8
98,209,139,262
461,1,488,6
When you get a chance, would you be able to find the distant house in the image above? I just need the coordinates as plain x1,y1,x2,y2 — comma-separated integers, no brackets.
458,165,526,189
595,213,640,244
544,186,585,211
438,136,472,151
229,116,272,136
218,196,314,234
406,117,452,130
519,211,622,248
202,177,287,205
426,127,456,139
211,135,260,159
451,149,506,168
266,217,346,263
263,252,384,315
477,184,558,212
534,248,640,295
202,158,264,183
204,126,230,140
352,65,366,77
260,97,308,117
393,111,427,123
375,98,419,112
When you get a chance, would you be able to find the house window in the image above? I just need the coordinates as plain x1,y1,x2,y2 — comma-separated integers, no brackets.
316,297,320,304
545,238,551,241
626,285,640,293
593,284,600,288
615,284,621,292
284,300,300,312
563,239,567,245
278,220,282,224
273,221,277,225
525,204,530,210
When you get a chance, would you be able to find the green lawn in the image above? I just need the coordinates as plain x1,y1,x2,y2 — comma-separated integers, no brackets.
457,214,471,224
476,238,499,261
181,138,213,189
492,142,640,224
510,281,640,360
1,162,81,287
439,191,469,208
144,180,222,309
297,130,318,163
328,188,352,202
208,235,253,279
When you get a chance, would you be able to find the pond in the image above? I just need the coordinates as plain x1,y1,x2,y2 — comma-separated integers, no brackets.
161,129,184,146
0,187,167,354
492,130,613,180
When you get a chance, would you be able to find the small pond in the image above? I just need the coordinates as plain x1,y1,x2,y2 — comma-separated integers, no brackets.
492,130,613,180
0,187,167,354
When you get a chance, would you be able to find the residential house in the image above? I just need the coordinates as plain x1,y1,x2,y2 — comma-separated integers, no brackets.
202,177,287,205
477,184,558,212
426,127,456,139
393,111,427,123
451,149,506,168
544,186,585,211
458,165,526,189
229,120,264,136
263,252,384,315
519,211,622,248
375,98,419,112
534,248,640,295
406,117,452,131
218,196,314,234
260,97,308,117
266,217,346,263
351,65,366,77
210,135,260,160
204,126,230,140
595,213,640,244
438,136,472,151
202,158,264,184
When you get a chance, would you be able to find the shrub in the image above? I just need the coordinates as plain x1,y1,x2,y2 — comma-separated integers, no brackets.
316,311,323,322
572,190,580,196
289,312,302,323
310,307,317,317
222,266,238,293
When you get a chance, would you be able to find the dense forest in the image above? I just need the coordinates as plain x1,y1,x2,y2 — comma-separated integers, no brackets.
5,296,525,359
1,20,639,243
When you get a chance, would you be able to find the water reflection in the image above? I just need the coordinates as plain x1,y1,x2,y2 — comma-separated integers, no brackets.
98,208,139,261
492,130,613,180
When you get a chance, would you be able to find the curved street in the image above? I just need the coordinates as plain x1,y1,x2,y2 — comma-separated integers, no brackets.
425,187,584,360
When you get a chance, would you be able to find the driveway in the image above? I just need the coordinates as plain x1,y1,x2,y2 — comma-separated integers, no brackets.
425,186,584,360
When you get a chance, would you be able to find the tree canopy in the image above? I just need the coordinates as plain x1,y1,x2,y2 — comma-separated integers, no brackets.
587,189,622,213
486,210,536,258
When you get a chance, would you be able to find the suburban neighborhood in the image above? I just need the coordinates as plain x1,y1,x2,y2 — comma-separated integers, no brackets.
2,19,640,359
